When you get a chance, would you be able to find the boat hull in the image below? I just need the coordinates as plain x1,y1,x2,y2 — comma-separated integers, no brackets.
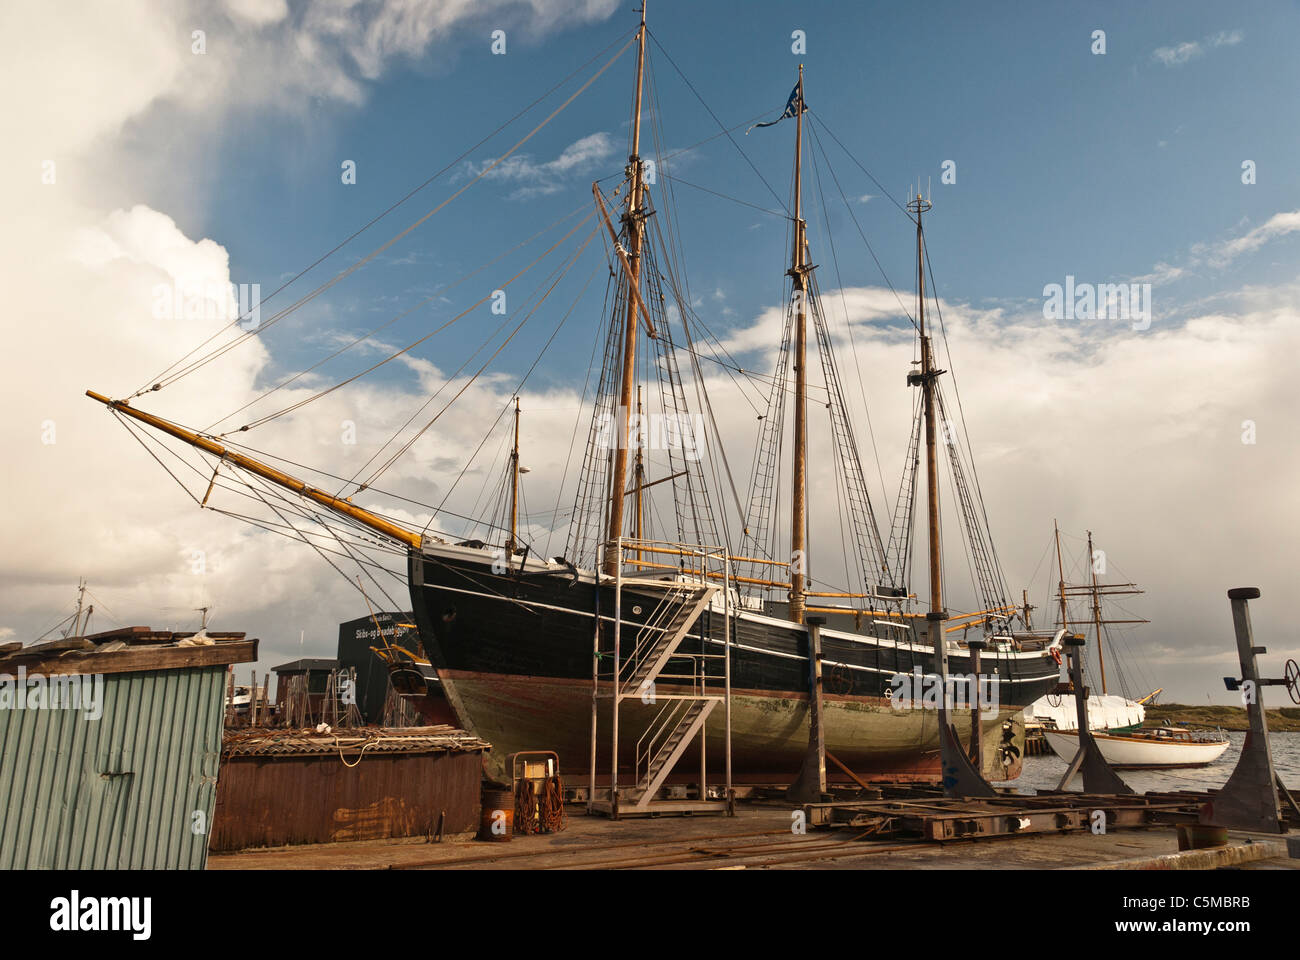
408,545,1060,783
1043,729,1231,769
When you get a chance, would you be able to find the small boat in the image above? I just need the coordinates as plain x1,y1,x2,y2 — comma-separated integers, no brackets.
1043,725,1229,769
225,683,253,716
365,613,458,726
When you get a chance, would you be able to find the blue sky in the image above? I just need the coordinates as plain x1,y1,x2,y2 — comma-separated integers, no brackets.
102,0,1300,401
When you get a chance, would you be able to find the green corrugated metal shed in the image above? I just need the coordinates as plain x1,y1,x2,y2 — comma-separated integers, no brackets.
0,630,257,869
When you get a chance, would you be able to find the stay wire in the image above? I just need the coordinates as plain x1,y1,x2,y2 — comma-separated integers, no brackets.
205,203,588,433
142,33,636,396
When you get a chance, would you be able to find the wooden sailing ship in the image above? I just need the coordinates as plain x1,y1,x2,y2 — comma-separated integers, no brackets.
1041,525,1229,768
87,3,1061,786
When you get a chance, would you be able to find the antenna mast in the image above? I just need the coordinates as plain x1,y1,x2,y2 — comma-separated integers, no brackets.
603,0,649,575
67,578,88,638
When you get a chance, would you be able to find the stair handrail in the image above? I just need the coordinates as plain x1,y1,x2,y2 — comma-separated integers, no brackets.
634,695,688,785
619,581,712,692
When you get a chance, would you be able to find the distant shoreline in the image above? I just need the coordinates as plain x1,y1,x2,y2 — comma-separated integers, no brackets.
1145,703,1300,732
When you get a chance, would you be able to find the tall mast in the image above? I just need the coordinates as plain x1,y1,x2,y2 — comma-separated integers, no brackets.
1087,529,1108,694
603,0,649,575
907,190,943,621
788,63,808,625
507,396,521,554
1054,519,1069,631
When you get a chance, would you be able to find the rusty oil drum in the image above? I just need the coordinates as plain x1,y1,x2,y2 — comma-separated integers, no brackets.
478,787,514,841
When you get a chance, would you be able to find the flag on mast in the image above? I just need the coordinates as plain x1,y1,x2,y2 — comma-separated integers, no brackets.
748,81,805,133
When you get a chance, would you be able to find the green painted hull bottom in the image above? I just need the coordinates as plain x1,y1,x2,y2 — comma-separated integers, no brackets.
440,671,1026,786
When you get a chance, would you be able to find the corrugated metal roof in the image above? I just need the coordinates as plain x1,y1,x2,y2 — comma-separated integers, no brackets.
0,666,227,869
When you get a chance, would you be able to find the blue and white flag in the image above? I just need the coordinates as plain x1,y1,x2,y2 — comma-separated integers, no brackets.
748,82,805,133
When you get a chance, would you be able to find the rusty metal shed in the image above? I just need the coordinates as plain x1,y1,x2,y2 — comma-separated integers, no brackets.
0,627,258,869
211,725,489,852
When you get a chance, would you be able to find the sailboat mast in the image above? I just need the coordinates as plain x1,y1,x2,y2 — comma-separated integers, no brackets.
1087,529,1108,693
603,1,649,575
910,192,942,618
507,396,521,554
788,64,808,625
1054,519,1069,631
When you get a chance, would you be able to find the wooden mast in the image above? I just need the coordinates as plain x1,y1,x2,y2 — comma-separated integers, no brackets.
1087,529,1108,694
602,0,648,576
908,190,943,624
85,390,422,549
788,63,809,625
506,396,521,554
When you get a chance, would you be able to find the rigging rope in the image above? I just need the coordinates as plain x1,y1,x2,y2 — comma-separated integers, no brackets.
368,224,599,498
420,261,602,536
140,33,636,397
227,212,596,435
205,204,588,434
134,26,638,399
646,29,790,216
338,228,593,495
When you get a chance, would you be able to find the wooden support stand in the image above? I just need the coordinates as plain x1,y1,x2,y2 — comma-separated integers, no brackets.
786,616,828,803
931,612,996,798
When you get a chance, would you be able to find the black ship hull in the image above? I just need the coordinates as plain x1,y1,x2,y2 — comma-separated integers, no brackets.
407,543,1060,784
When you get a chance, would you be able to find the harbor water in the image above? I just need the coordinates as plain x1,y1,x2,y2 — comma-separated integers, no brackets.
1008,730,1300,794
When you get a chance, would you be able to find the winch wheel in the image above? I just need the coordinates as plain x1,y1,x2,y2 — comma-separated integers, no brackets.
1284,658,1300,705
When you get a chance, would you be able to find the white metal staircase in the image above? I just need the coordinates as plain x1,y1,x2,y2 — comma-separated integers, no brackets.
619,580,717,697
588,537,735,818
629,697,717,809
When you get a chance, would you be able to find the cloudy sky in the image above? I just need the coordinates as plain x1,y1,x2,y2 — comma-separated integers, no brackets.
2,0,1297,705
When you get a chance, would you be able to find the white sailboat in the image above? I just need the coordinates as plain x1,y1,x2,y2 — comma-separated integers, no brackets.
1025,691,1146,733
1033,525,1229,769
1043,725,1229,769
